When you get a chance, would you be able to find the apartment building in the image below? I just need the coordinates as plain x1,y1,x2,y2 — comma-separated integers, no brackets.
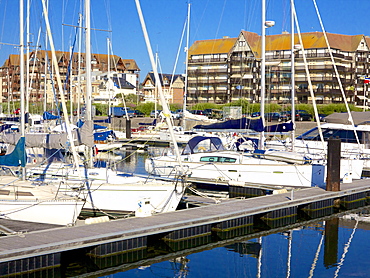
0,50,140,106
187,30,370,106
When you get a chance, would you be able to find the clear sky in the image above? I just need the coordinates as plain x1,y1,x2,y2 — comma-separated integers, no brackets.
1,0,370,82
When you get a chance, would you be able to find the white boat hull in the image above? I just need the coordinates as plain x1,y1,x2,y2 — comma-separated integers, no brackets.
0,178,84,225
145,153,325,188
0,199,84,225
82,181,185,213
27,166,186,214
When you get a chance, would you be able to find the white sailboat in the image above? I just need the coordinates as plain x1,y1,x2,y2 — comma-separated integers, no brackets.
25,0,187,217
0,1,85,226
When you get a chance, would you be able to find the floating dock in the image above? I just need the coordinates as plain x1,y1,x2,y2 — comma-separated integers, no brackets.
1,178,370,276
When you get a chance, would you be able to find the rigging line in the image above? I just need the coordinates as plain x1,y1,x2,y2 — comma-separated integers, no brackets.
334,219,359,278
214,0,227,40
292,2,324,149
311,0,361,149
170,14,187,93
104,0,112,35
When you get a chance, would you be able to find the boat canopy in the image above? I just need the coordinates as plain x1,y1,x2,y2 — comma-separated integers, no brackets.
324,111,370,125
193,117,293,133
182,136,225,155
193,117,264,132
0,136,26,167
94,130,115,141
42,111,60,120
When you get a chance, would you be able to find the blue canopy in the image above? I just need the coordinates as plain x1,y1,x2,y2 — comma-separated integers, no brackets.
182,136,225,155
193,118,264,132
43,111,60,120
0,137,26,167
94,130,115,141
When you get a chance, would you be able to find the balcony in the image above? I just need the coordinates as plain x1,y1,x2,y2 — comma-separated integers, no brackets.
188,68,228,74
189,57,228,64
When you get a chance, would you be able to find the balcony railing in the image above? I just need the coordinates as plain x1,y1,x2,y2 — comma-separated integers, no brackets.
189,57,228,64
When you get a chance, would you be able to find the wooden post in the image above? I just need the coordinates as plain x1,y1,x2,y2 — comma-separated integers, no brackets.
326,137,341,191
126,119,131,139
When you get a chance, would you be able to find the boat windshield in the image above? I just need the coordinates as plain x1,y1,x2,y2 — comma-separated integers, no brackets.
297,127,366,143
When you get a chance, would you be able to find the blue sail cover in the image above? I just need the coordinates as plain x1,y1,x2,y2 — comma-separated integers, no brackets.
264,121,294,132
94,130,115,141
77,119,107,130
43,111,60,120
193,118,264,132
0,137,26,167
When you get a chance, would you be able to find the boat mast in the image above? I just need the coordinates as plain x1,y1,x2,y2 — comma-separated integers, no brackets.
107,37,112,130
259,0,266,149
20,0,26,179
85,0,94,168
41,0,81,171
182,2,190,131
26,0,30,115
290,0,295,149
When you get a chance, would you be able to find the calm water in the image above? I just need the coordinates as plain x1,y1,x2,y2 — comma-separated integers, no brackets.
73,150,370,278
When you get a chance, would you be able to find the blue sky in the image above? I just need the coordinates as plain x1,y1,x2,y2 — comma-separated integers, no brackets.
1,0,370,82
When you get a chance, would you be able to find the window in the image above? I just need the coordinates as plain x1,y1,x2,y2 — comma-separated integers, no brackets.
199,156,236,163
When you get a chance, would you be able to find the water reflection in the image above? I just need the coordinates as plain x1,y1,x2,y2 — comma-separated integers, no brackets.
65,151,370,277
57,210,370,277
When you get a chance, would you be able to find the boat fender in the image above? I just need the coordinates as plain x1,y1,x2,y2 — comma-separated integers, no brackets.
85,216,109,225
272,189,288,195
228,180,245,187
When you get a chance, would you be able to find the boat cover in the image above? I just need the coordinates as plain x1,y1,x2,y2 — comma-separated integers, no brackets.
264,121,294,132
42,111,60,120
0,136,26,167
182,136,225,155
0,120,94,148
193,117,264,131
94,130,116,141
324,111,370,125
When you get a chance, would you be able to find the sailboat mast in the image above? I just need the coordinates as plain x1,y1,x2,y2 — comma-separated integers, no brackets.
107,37,111,130
26,0,30,114
259,0,266,149
41,0,81,171
20,0,25,137
183,2,190,131
84,0,94,168
20,0,26,179
290,0,296,149
85,0,92,122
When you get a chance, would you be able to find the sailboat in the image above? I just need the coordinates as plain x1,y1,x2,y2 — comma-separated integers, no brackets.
144,0,326,189
26,0,187,217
